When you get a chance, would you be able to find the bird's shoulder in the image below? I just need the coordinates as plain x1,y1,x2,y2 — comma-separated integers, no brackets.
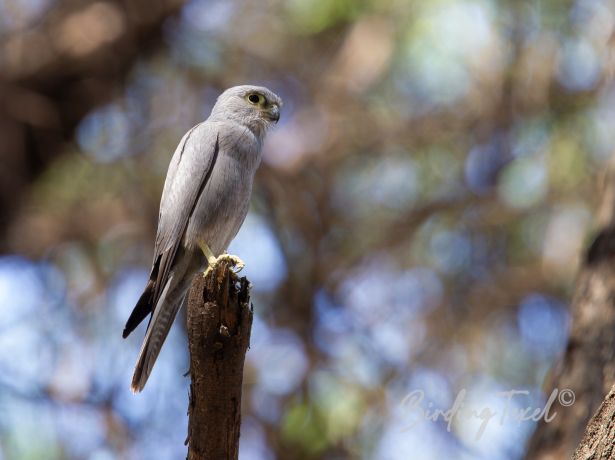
206,120,260,149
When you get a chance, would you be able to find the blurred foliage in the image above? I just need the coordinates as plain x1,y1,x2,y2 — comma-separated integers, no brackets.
1,0,615,458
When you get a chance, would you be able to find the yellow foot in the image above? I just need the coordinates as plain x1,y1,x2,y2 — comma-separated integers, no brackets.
203,254,246,279
198,241,245,279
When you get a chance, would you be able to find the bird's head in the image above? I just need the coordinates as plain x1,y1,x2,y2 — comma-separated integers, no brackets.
210,85,282,136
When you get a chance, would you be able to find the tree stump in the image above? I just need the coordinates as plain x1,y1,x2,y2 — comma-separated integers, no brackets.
186,260,253,460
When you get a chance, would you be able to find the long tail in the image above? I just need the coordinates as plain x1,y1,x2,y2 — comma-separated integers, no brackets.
130,272,190,393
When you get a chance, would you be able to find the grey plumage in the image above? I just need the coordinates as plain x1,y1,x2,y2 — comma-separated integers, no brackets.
124,85,281,392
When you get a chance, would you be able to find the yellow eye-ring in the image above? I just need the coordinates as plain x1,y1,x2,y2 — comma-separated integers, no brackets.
247,93,265,105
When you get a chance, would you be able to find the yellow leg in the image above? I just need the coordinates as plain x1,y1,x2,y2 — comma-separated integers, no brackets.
198,240,217,266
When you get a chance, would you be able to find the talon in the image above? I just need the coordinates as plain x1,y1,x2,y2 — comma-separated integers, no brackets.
199,244,245,278
228,255,245,273
214,254,245,272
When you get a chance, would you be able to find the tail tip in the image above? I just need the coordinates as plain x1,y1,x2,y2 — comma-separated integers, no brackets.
130,378,144,393
131,364,148,393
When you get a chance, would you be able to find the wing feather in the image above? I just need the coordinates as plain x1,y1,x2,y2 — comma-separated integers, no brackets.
123,123,220,338
152,125,220,306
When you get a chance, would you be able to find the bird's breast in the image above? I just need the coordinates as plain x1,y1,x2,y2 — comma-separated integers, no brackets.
184,145,259,255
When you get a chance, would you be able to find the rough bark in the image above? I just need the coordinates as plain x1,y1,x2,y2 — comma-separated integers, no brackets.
186,260,253,460
572,383,615,460
525,159,615,459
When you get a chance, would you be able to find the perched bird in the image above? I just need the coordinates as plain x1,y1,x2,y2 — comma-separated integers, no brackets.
123,85,281,392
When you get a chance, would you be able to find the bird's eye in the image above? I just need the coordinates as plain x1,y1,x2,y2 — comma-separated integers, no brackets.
247,94,263,104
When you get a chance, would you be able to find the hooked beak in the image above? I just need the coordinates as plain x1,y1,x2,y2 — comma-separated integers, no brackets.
266,104,280,123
